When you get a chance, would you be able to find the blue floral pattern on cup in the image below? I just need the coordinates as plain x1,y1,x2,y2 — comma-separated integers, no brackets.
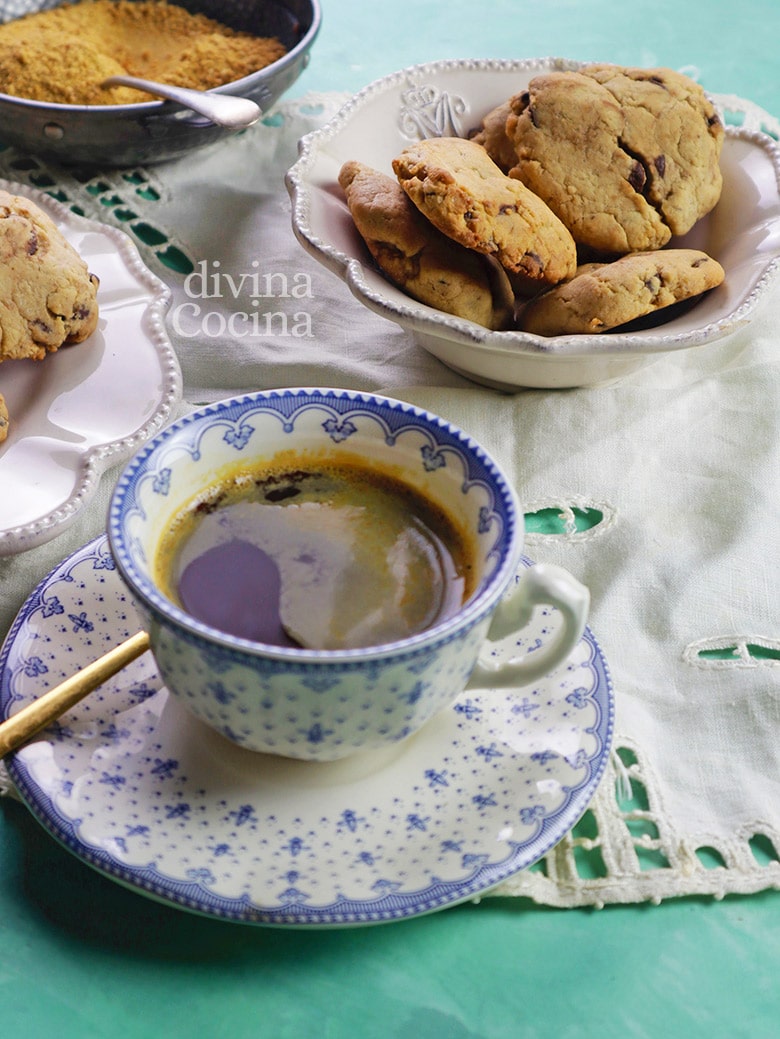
108,390,534,760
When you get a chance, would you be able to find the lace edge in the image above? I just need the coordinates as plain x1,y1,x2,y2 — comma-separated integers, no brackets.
486,862,780,908
488,738,780,906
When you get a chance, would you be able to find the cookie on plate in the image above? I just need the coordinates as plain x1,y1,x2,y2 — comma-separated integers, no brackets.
392,136,577,290
469,99,517,173
0,189,99,362
519,248,725,335
339,160,515,330
505,65,724,254
0,392,7,443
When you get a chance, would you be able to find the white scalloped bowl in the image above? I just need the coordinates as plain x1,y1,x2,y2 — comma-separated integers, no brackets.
286,57,780,389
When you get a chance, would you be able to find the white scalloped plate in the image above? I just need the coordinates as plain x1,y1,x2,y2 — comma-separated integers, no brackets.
0,181,181,555
286,57,780,389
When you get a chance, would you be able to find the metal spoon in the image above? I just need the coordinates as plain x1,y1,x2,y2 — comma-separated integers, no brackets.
101,74,262,128
0,630,151,758
0,616,310,758
0,544,337,757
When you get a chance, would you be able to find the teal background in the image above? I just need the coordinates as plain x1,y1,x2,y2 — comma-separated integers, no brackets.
295,0,780,117
3,2,780,1036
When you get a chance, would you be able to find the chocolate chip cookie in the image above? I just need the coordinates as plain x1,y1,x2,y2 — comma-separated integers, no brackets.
339,160,515,329
392,136,577,290
519,248,725,335
0,189,99,362
505,65,724,254
469,98,517,173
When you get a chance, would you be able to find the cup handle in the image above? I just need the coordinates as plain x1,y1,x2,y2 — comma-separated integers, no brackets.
468,563,590,689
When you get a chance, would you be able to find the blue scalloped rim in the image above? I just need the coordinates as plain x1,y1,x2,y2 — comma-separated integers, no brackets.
108,388,522,663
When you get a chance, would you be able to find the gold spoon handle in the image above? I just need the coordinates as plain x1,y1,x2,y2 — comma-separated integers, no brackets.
0,630,151,759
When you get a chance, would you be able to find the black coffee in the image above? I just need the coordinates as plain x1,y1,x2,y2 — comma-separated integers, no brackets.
155,460,475,650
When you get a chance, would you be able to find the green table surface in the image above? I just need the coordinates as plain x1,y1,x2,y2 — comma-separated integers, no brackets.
3,2,780,1036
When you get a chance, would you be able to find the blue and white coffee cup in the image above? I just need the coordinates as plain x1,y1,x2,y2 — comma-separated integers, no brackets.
108,388,589,761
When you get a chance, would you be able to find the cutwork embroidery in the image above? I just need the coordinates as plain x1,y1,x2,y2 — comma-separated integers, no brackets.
0,93,351,278
684,636,780,668
0,150,194,274
490,737,780,907
523,498,616,541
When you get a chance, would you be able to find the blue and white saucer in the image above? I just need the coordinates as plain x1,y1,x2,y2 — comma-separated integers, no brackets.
0,535,613,927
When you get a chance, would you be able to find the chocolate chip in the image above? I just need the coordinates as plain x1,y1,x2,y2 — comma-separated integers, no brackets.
33,317,51,333
654,155,666,177
643,273,663,302
499,204,517,215
27,231,38,255
528,105,539,128
691,257,708,268
628,161,647,193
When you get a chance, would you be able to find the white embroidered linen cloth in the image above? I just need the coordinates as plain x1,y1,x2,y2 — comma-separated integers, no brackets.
1,91,780,908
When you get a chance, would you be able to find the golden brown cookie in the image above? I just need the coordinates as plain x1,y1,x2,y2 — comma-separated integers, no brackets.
519,248,725,335
339,160,515,330
0,392,7,443
0,189,99,362
469,99,517,173
582,64,724,235
392,136,577,290
506,65,724,254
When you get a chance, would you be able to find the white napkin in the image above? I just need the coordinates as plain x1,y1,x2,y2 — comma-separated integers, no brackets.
398,310,780,904
2,91,780,907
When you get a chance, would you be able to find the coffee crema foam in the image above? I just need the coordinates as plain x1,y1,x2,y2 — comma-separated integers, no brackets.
155,461,476,650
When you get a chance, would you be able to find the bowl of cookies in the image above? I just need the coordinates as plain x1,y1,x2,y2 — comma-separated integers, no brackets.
0,0,321,167
287,57,780,389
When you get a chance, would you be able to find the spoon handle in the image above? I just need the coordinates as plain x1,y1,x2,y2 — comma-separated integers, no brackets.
101,75,262,128
0,630,151,759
